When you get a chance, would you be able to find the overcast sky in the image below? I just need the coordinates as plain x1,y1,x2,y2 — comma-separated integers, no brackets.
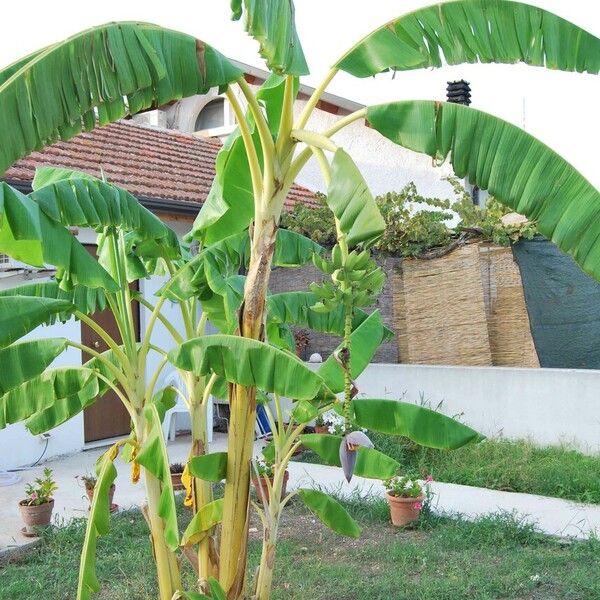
1,1,599,188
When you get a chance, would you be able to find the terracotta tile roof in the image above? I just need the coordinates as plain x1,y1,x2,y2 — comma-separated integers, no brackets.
4,120,318,213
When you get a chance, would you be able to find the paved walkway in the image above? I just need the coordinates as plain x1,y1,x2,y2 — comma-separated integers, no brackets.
2,434,599,556
287,461,600,540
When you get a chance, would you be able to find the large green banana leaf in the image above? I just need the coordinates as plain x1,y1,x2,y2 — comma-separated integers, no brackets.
0,296,74,347
297,489,361,538
353,399,483,450
299,433,399,479
0,367,98,429
0,22,241,175
135,405,179,550
25,385,100,435
266,291,394,339
231,0,308,76
0,281,106,320
326,149,385,248
273,229,324,267
335,0,600,78
0,183,117,290
188,452,228,482
0,338,67,395
169,335,335,402
367,100,600,280
77,445,119,600
318,311,385,394
31,168,179,252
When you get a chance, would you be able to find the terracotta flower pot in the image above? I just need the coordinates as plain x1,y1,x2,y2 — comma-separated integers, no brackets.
251,470,289,504
19,499,54,535
171,472,185,491
385,492,424,527
314,425,329,435
85,484,116,509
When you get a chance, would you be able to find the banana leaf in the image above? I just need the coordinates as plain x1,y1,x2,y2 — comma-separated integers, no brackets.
353,399,483,450
335,0,600,77
0,367,99,429
317,311,385,394
299,433,399,479
181,498,224,546
0,22,241,175
266,291,394,340
0,296,74,347
0,281,106,320
188,452,228,482
31,168,180,253
297,489,361,538
135,404,179,550
326,149,385,248
0,183,117,290
0,338,67,395
367,100,600,281
231,0,308,76
189,75,308,243
77,444,119,600
169,335,335,402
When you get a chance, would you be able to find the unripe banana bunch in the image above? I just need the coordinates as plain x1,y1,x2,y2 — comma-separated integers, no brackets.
310,245,386,312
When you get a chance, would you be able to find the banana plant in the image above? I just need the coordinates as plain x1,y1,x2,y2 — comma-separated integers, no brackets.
1,3,599,600
0,166,231,599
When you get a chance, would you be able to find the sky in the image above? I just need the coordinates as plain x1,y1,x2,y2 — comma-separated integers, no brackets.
1,1,599,188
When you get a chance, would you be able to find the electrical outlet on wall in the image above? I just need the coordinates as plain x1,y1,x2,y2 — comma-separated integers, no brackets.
39,432,51,441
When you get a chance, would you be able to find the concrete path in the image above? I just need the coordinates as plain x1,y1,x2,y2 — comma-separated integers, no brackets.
287,461,600,540
2,434,599,557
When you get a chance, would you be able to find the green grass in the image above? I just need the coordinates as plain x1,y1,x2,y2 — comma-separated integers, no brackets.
2,495,600,599
300,434,600,504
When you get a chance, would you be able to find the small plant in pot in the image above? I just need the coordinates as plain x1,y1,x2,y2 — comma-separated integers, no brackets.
169,462,185,491
79,473,117,513
251,458,289,505
314,410,346,435
384,474,432,527
19,467,57,537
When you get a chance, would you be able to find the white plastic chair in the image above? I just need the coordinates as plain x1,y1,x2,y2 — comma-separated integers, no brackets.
161,371,214,443
162,371,189,442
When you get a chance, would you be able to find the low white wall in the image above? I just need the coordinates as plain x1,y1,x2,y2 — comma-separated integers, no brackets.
353,364,600,454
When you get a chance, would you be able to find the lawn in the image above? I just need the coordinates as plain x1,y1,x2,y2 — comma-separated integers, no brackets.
2,494,599,599
300,434,600,504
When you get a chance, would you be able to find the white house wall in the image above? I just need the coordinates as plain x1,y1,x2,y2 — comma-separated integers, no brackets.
0,316,83,471
295,99,456,198
159,86,456,200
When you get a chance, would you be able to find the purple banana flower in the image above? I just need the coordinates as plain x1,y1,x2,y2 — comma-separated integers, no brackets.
339,430,373,482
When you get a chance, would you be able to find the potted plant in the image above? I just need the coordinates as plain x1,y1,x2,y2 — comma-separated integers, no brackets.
251,459,289,505
384,474,432,527
314,414,329,435
79,474,117,511
169,463,185,491
19,467,57,537
314,410,346,435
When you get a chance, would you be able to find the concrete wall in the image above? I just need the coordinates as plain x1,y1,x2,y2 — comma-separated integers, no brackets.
352,363,600,454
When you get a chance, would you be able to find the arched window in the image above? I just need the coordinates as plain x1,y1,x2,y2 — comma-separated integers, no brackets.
194,98,225,132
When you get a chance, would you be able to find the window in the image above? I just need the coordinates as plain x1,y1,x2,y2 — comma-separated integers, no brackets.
194,98,225,132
